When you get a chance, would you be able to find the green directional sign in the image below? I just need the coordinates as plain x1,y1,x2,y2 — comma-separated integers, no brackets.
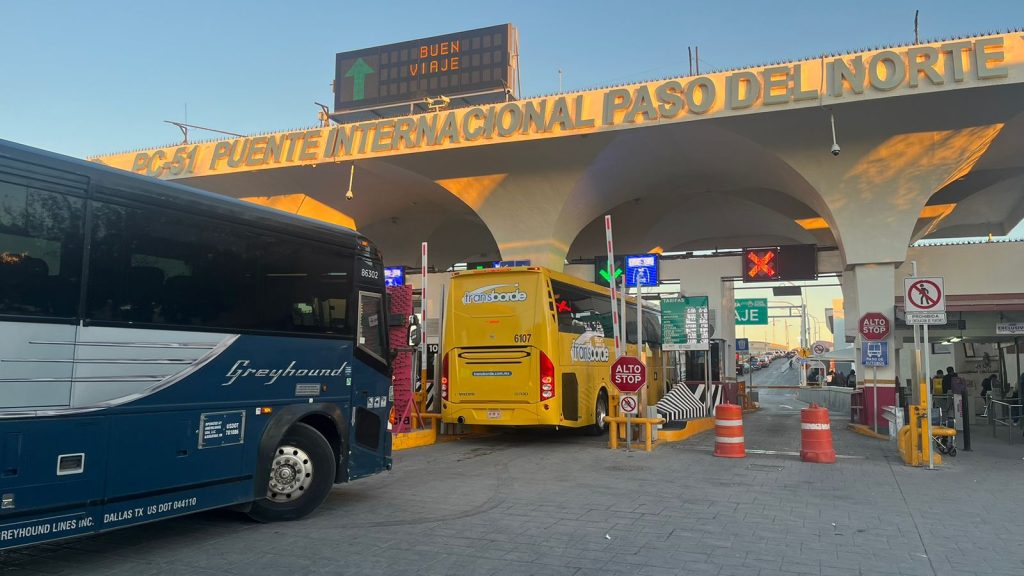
735,298,768,325
345,57,375,101
598,267,623,284
594,256,624,287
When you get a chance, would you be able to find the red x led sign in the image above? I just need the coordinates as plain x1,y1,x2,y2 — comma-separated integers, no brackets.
741,245,817,283
744,248,781,282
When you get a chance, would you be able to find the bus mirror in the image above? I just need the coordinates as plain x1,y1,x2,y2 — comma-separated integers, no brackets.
407,315,422,347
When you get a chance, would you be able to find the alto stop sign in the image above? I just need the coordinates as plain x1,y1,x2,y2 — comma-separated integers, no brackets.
611,356,647,393
859,312,890,341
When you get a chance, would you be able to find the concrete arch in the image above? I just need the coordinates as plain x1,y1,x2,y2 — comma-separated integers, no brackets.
556,121,839,261
186,157,500,270
919,108,1024,240
567,190,823,259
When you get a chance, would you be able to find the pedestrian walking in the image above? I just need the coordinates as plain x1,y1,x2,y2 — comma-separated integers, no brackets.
949,368,970,450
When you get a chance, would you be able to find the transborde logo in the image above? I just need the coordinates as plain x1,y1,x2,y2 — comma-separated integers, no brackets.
462,283,528,305
571,329,610,363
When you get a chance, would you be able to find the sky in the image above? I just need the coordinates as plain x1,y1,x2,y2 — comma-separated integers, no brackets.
4,0,1023,157
2,0,1022,347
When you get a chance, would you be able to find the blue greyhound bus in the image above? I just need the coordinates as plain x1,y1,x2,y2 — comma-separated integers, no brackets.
0,139,398,549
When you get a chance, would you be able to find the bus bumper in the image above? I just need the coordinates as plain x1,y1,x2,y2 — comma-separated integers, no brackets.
443,404,563,427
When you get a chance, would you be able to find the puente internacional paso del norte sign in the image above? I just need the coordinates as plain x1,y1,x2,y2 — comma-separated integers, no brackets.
97,34,1019,179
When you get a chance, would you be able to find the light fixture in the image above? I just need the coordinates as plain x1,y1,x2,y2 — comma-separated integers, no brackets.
345,164,355,201
830,112,840,156
949,336,962,343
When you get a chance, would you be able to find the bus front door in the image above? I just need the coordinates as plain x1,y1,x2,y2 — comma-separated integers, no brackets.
348,365,388,480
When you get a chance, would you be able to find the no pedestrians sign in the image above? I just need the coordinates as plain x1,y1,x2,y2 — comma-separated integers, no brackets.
904,277,946,325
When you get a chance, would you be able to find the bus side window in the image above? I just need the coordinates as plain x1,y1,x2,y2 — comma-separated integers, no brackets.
0,180,84,319
87,200,262,329
262,239,353,335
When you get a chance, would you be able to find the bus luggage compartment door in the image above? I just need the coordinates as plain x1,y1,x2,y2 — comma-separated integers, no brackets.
0,416,108,546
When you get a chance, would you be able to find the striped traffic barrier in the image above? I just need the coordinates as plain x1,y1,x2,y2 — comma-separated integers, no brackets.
800,403,836,464
713,402,745,458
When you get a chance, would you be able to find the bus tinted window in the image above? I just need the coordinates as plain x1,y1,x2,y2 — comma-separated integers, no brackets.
261,238,353,335
86,200,357,335
87,201,262,328
0,180,83,318
551,280,611,337
86,201,356,335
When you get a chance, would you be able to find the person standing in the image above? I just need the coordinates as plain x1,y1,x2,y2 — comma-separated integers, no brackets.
835,370,848,388
932,370,944,396
950,368,970,451
980,375,993,417
942,367,954,395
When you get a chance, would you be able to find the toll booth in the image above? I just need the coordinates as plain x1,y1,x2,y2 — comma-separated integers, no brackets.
684,339,726,382
682,339,736,405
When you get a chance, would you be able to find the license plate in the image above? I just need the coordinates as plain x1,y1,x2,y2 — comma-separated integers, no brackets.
487,409,502,420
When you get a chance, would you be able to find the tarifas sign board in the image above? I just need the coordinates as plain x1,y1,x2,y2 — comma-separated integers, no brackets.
94,35,1019,179
334,24,517,114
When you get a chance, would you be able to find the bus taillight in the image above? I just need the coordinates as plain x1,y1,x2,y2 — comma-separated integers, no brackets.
441,352,449,400
539,350,555,400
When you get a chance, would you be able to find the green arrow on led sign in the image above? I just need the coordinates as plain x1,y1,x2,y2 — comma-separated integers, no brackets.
345,58,374,101
599,267,624,283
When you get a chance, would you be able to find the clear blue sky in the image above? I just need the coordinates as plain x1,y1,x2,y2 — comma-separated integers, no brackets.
3,1,1019,345
3,0,1022,158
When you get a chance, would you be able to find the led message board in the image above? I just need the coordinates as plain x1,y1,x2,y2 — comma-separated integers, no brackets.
334,24,517,115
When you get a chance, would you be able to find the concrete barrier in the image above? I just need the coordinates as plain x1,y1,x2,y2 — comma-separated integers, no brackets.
796,386,858,415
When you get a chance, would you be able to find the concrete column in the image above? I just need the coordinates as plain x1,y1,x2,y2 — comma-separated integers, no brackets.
846,263,898,431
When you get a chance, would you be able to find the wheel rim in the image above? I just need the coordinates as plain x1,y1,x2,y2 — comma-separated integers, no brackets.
267,444,313,503
596,395,608,431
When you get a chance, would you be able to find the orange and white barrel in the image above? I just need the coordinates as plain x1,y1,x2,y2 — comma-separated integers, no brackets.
800,403,836,464
713,403,745,458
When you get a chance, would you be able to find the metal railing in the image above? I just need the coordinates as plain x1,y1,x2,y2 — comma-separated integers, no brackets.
988,398,1022,444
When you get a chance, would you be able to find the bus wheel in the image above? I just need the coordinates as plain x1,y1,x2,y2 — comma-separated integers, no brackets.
249,423,335,522
589,390,609,436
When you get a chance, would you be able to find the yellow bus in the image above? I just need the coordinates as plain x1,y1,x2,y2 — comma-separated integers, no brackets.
440,266,662,433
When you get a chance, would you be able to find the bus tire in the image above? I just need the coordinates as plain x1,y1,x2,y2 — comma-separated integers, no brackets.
589,389,609,436
248,423,336,523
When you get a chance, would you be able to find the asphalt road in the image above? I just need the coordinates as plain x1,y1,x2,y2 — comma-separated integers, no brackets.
3,379,1023,576
744,358,802,388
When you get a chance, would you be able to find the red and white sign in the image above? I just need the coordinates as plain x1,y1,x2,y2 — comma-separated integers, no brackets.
619,394,638,415
904,277,945,312
859,312,890,341
611,356,646,393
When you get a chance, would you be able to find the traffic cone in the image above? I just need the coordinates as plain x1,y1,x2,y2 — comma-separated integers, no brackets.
713,403,745,458
800,403,836,463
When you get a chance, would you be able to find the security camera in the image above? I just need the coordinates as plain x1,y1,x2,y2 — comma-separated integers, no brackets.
345,189,354,201
830,143,841,156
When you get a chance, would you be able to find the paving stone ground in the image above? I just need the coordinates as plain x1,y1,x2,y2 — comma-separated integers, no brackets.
2,375,1022,575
